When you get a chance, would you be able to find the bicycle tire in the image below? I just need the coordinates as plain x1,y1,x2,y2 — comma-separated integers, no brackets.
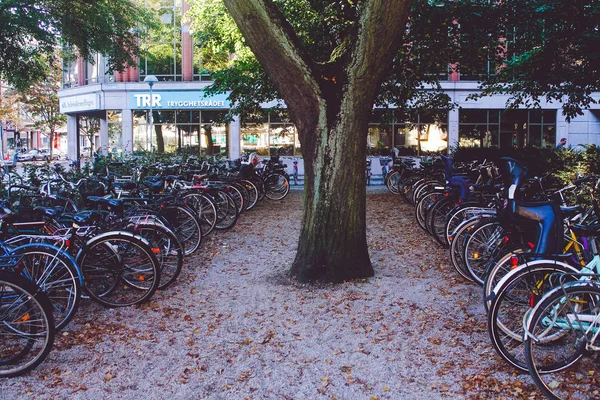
0,271,55,377
427,197,455,245
264,173,290,201
239,179,259,210
483,247,529,311
463,220,505,285
163,203,203,255
212,189,239,230
445,204,496,246
77,231,161,308
487,261,579,371
385,171,401,194
9,244,81,331
399,175,422,205
415,191,443,232
183,193,217,236
131,223,184,290
449,217,495,282
524,282,600,400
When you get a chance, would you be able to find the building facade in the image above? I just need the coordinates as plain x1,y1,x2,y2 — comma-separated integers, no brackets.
57,0,600,162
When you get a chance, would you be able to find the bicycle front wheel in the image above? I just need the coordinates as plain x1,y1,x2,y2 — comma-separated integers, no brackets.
0,271,55,377
133,224,184,290
264,173,290,201
487,262,579,371
10,244,81,331
524,282,600,400
77,232,161,307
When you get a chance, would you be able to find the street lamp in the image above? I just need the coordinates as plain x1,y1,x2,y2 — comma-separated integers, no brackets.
144,75,158,153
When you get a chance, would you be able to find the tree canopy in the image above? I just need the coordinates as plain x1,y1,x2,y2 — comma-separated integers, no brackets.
189,0,600,122
16,57,66,156
0,0,155,90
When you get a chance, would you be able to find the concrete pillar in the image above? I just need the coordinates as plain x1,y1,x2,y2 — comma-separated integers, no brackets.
181,1,193,81
67,115,79,161
122,109,134,154
448,108,460,150
99,111,109,155
228,116,241,159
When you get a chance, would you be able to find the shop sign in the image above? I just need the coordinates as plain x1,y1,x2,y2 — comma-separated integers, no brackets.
131,91,230,109
60,93,99,113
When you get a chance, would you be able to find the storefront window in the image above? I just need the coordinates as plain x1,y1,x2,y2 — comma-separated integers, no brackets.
383,110,448,154
241,123,268,155
241,110,301,156
458,109,556,149
107,111,123,154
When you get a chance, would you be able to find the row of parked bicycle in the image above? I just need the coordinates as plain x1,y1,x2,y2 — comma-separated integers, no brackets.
0,155,291,377
387,155,599,400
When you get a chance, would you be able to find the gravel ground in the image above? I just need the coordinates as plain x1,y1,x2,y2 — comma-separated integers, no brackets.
1,187,544,400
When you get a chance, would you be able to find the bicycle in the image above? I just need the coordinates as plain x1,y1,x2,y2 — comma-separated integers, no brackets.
523,274,600,400
0,269,55,377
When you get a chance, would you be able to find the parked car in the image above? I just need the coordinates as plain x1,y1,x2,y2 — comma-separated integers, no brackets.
17,149,40,162
38,149,60,161
17,149,60,162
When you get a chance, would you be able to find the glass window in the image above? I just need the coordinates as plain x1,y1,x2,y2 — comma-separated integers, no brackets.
269,124,295,156
153,110,175,124
543,125,556,148
201,110,228,124
178,125,200,151
176,110,199,124
542,110,556,123
528,125,542,147
241,123,268,155
529,109,542,123
133,111,147,126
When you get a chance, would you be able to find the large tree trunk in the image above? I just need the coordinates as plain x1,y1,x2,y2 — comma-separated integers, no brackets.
222,0,411,283
290,105,373,282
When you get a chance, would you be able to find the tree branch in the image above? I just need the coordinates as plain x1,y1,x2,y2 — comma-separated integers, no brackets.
221,0,323,126
347,0,411,97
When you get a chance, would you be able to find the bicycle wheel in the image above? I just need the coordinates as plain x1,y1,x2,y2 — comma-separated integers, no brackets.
77,231,161,307
0,271,55,377
224,183,245,214
487,262,579,371
183,193,217,236
164,204,203,255
264,173,290,201
415,191,443,232
445,205,496,246
463,220,505,285
449,217,490,282
239,179,259,210
385,171,400,194
248,176,266,201
212,189,239,230
413,180,444,205
10,244,81,331
427,197,455,246
399,175,422,205
133,223,183,290
524,282,600,400
483,247,529,312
